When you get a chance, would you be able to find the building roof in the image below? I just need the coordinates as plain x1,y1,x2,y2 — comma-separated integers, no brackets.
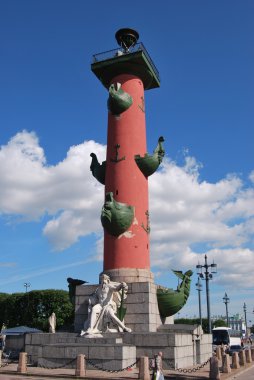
1,326,42,335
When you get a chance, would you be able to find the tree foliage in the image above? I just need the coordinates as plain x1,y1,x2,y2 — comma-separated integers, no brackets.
213,319,227,328
175,317,223,333
0,290,74,331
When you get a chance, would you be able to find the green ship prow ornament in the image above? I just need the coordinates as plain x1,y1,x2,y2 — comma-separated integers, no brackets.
157,270,193,318
135,136,165,177
107,82,133,115
101,192,134,236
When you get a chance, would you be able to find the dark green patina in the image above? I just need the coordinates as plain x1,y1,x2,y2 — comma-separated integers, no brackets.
117,289,127,321
135,136,165,177
90,153,106,185
67,277,87,306
107,83,133,115
157,270,193,318
101,192,134,236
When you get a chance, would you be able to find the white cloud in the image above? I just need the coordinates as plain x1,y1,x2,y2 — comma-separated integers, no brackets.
0,130,104,243
0,131,254,290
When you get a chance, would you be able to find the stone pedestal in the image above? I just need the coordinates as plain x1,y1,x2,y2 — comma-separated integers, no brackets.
25,327,212,371
25,333,136,371
74,280,173,333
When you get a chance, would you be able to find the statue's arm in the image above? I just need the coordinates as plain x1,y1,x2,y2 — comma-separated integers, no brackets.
109,281,128,292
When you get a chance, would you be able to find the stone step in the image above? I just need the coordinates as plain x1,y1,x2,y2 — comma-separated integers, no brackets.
25,332,123,346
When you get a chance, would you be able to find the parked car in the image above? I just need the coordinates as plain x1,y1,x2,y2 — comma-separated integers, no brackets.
225,345,243,356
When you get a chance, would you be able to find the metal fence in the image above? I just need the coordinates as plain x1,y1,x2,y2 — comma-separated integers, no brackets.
92,42,160,83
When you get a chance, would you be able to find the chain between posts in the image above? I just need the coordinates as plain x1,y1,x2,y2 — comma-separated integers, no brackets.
3,353,210,374
33,357,76,369
0,352,17,368
162,356,211,373
86,358,139,373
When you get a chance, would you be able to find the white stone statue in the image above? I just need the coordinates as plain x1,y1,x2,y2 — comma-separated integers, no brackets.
1,323,6,350
80,273,131,336
48,312,56,333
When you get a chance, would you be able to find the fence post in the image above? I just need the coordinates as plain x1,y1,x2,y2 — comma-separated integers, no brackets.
221,353,231,373
239,350,246,366
139,356,150,380
209,355,220,380
216,346,221,361
17,352,27,374
75,354,86,377
232,352,240,369
245,348,252,363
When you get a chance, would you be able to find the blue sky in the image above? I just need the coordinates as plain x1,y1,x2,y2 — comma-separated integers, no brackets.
0,1,253,324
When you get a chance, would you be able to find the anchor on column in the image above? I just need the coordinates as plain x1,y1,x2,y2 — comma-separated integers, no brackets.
141,210,150,234
110,144,125,163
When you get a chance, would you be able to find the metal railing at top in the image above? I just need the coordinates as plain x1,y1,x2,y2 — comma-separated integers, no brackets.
92,42,160,82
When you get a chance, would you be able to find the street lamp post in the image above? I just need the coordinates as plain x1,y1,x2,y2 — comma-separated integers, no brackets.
196,277,202,327
196,254,217,334
243,302,247,336
24,282,31,293
223,292,230,327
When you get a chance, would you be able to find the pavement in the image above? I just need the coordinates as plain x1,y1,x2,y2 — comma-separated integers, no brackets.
0,361,254,380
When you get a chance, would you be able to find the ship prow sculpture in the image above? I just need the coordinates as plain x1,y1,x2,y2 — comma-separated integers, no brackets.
157,270,193,318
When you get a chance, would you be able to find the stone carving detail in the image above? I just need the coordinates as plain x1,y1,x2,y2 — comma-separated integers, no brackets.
107,82,133,115
101,192,134,236
48,312,56,333
80,273,131,336
134,136,165,177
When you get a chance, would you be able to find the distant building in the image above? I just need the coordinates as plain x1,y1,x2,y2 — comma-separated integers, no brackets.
228,314,246,336
211,314,247,337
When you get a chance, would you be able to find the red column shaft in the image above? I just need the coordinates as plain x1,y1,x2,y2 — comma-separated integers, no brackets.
103,74,150,271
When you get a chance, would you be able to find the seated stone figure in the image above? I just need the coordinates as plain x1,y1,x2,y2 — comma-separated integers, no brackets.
80,273,131,335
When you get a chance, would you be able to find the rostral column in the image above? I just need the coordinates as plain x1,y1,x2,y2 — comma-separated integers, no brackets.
90,29,164,283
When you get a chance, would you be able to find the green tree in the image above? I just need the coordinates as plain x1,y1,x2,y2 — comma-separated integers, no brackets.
0,292,9,327
213,319,227,328
0,290,74,331
175,317,211,333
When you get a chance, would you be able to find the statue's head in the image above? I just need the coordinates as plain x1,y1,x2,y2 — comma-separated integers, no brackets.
99,273,110,284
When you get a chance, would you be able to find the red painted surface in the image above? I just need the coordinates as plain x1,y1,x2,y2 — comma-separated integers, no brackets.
104,74,150,271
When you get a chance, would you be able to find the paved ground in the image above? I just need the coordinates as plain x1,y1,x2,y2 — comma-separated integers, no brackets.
1,361,254,380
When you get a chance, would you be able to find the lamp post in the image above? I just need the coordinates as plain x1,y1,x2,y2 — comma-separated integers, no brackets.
24,282,31,293
223,292,230,327
243,302,247,336
196,254,217,334
196,277,202,327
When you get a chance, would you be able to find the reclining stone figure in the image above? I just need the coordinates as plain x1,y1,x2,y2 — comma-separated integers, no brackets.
80,273,131,335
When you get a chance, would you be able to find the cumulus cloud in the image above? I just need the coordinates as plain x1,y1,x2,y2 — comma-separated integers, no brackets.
0,131,253,289
0,130,104,247
149,158,254,288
